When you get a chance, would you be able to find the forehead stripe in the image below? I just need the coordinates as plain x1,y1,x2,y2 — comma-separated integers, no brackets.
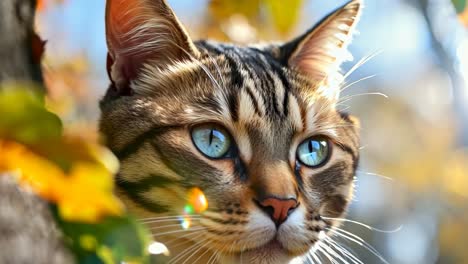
270,61,291,117
243,86,262,117
250,54,277,114
227,90,239,122
222,52,244,122
223,52,244,88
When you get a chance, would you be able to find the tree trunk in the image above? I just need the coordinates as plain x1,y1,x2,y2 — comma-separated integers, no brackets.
0,0,73,263
0,0,44,88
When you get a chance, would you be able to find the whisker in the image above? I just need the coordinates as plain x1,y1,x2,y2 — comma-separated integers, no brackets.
340,74,378,93
322,216,402,233
169,237,209,264
206,250,218,264
316,124,359,130
168,242,200,264
343,50,383,80
316,247,327,264
216,252,224,264
166,39,223,92
166,232,205,250
325,237,362,264
216,242,233,264
191,241,214,264
238,244,246,264
205,51,227,89
313,98,334,125
182,239,211,264
336,104,352,112
149,223,191,230
152,227,206,237
164,230,204,244
320,241,350,264
356,170,394,181
338,92,389,105
141,217,202,224
326,227,389,264
307,244,325,264
207,248,218,264
138,214,201,222
316,244,339,264
304,251,315,264
324,237,362,264
208,242,226,264
309,252,321,264
305,254,312,264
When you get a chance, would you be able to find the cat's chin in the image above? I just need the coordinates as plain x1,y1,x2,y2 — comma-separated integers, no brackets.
219,239,299,264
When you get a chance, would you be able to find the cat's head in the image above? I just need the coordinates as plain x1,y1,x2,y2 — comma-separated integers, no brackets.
100,0,361,263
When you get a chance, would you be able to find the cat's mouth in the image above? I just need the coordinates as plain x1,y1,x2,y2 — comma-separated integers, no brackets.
242,236,301,259
221,238,295,263
239,233,314,259
248,238,285,254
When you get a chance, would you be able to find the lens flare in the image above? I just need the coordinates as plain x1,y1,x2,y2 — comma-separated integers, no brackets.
179,187,208,229
187,187,208,213
180,217,191,230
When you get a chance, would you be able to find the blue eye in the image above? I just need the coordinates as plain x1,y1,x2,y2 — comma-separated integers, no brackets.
297,137,330,167
191,125,231,159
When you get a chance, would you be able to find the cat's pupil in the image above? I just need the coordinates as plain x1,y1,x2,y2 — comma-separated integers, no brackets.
209,129,214,145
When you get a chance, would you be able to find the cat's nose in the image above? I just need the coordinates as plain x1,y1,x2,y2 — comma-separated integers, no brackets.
255,197,298,226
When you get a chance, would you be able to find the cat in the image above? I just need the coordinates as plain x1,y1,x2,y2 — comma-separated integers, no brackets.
100,0,362,263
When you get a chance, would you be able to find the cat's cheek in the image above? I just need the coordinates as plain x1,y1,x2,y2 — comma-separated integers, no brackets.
320,184,354,219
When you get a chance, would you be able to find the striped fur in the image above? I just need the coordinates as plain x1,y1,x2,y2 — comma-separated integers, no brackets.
100,0,362,263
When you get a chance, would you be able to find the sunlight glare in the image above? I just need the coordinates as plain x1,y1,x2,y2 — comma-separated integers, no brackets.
148,241,170,256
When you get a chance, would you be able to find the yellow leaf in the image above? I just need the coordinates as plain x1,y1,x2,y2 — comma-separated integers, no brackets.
0,140,65,201
0,140,123,223
264,0,303,34
460,5,468,26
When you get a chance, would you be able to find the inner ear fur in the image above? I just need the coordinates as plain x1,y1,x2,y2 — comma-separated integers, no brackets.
105,0,199,95
279,0,362,93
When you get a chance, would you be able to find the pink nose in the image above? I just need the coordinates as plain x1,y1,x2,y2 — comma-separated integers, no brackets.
257,197,298,226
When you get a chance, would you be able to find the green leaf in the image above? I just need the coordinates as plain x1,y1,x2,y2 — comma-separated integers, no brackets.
453,0,467,13
0,86,62,144
55,209,151,264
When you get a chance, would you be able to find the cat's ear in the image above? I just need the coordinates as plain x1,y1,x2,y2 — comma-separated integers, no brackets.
279,0,362,88
105,0,200,94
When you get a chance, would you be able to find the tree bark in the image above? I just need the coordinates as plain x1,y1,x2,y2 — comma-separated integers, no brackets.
0,0,44,88
0,0,73,263
0,176,74,264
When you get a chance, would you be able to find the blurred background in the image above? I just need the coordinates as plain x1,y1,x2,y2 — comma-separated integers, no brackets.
35,0,468,263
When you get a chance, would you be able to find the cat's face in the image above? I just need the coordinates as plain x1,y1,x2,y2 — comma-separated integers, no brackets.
100,0,361,263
